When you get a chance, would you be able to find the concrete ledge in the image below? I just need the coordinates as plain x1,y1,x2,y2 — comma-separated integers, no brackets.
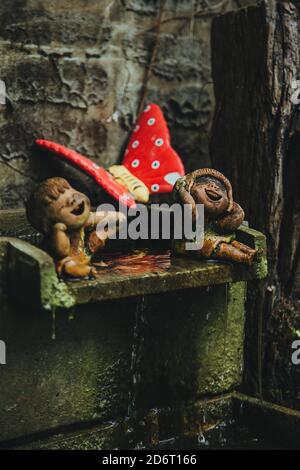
0,224,267,310
0,237,75,310
6,392,300,449
233,392,300,447
1,394,234,449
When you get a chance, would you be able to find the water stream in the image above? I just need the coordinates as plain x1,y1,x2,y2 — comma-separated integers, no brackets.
125,295,149,448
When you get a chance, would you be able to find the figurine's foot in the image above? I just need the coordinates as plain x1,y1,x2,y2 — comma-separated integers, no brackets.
216,242,256,265
231,240,259,265
231,240,257,255
232,241,264,264
63,260,95,278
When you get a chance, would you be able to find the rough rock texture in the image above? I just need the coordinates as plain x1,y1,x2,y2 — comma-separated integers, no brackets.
0,0,255,209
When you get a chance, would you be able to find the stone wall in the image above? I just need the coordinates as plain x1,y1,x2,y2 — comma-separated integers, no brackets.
0,0,253,209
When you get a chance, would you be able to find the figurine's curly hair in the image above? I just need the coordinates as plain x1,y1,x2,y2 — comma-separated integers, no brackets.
25,177,71,234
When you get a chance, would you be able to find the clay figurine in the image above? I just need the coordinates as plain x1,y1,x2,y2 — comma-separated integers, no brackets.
26,177,124,278
173,168,259,265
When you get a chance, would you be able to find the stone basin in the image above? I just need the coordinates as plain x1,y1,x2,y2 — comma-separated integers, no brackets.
0,208,268,449
0,209,267,310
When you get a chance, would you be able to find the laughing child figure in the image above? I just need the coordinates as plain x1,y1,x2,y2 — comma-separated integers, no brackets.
26,177,124,278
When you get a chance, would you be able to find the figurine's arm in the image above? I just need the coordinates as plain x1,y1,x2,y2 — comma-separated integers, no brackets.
215,202,245,233
49,223,71,259
86,210,126,229
86,211,119,227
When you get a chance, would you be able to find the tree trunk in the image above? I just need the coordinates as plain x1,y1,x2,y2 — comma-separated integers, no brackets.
210,0,300,405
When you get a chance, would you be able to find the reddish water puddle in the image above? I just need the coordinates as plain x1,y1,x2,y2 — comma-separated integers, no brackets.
93,249,171,275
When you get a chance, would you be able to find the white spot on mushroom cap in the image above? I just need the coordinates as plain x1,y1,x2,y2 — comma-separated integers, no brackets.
151,160,160,169
155,138,164,147
131,159,140,168
151,183,160,192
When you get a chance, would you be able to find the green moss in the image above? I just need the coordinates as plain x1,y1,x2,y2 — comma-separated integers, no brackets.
40,267,75,310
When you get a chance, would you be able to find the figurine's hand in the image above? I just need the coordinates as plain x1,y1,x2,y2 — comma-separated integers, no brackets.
215,202,245,233
87,211,126,254
53,222,68,232
87,230,106,254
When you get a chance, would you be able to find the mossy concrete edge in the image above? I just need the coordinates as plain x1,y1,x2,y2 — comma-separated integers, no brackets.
0,237,75,310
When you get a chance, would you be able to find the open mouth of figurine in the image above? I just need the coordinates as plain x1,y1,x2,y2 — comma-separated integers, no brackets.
205,189,222,201
71,201,85,216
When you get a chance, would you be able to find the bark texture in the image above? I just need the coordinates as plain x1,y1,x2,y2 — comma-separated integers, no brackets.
210,0,300,405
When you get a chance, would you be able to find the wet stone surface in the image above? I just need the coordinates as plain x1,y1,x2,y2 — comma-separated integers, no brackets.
0,283,245,443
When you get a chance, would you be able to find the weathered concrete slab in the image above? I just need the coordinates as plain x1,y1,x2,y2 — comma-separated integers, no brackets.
1,222,267,310
11,394,234,450
0,297,135,443
10,392,300,449
68,255,261,305
0,283,244,444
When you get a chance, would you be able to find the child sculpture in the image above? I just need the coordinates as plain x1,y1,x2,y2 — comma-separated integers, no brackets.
173,168,258,265
26,177,124,278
